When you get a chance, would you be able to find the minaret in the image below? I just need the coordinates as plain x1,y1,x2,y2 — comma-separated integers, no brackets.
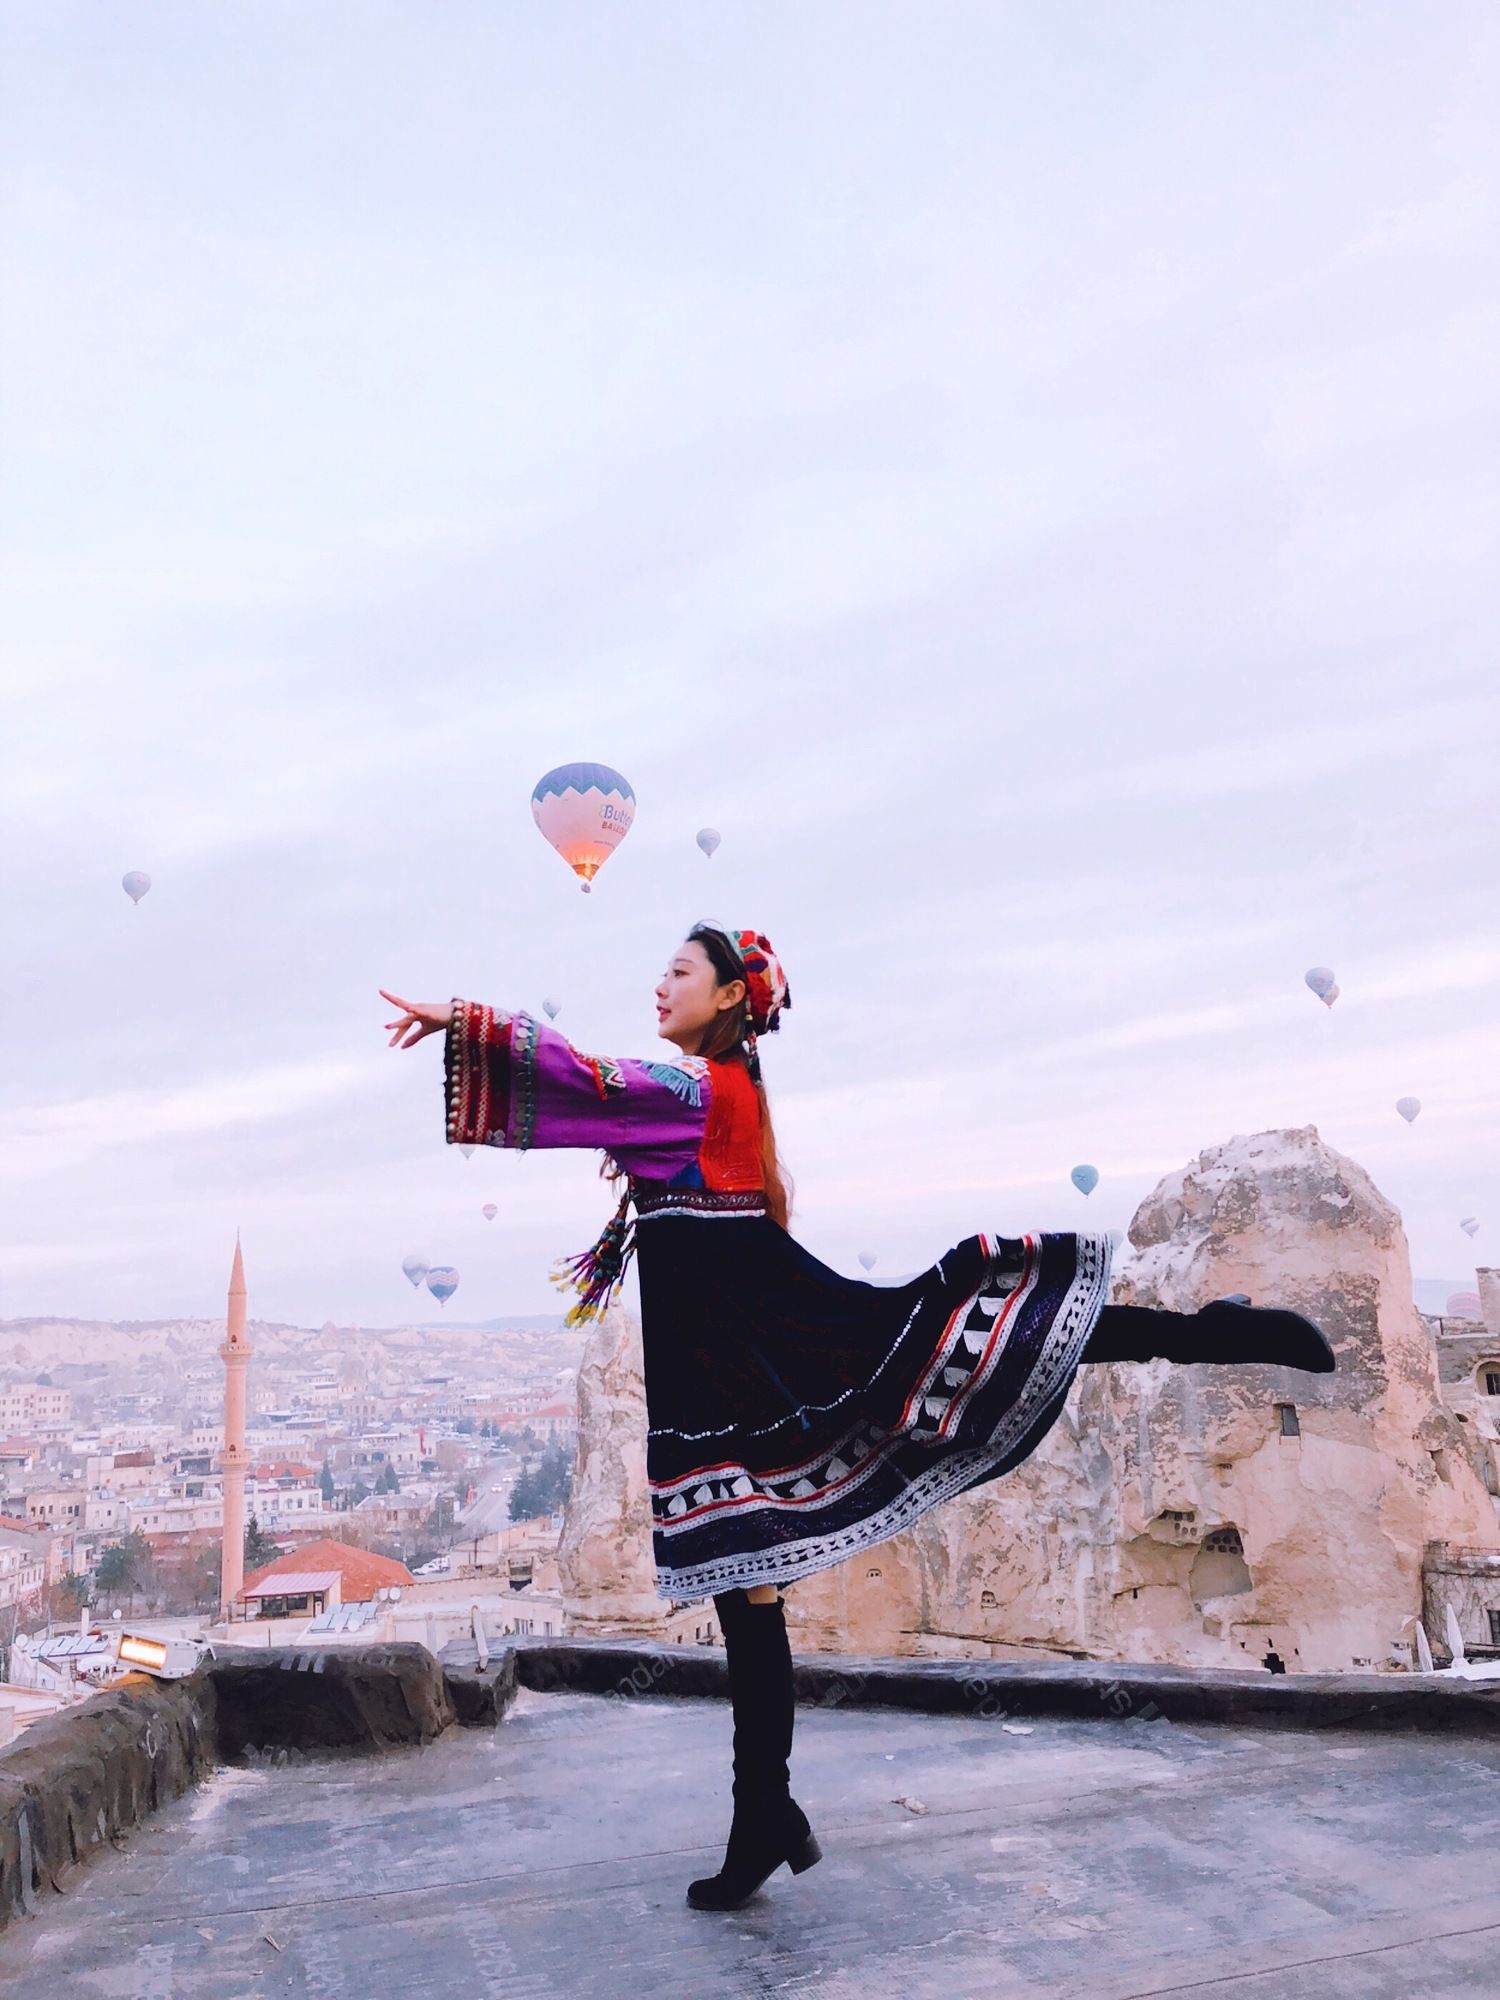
218,1234,254,1618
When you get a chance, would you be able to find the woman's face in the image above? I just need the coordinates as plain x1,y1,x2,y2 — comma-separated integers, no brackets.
655,938,745,1048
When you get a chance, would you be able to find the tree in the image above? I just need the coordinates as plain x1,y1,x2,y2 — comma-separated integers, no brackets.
94,1530,151,1610
509,1460,539,1521
244,1515,284,1569
319,1460,336,1506
456,1416,475,1436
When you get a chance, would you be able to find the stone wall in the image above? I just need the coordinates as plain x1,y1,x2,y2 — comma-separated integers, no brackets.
1,1642,454,1931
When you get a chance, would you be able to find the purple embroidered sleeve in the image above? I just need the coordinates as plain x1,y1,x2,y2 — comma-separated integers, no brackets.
445,1002,710,1182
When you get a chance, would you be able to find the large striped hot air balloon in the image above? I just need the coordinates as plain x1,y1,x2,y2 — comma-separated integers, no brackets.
531,763,635,893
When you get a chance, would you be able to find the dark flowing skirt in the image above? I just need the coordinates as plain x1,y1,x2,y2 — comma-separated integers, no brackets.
632,1185,1113,1602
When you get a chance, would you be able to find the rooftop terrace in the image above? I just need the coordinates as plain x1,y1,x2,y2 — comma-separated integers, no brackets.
3,1640,1499,1998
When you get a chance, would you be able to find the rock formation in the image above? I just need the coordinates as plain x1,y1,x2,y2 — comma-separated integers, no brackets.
556,1304,667,1633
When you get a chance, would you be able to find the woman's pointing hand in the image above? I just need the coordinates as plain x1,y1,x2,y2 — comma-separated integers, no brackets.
379,989,455,1049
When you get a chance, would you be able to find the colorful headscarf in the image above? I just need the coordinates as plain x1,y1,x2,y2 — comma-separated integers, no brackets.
691,920,791,1082
732,928,791,1037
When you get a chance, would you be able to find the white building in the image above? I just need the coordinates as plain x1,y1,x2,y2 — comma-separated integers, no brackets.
0,1526,46,1610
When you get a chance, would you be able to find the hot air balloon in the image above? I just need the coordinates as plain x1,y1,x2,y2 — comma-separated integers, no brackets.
542,997,561,1021
458,1144,476,1159
122,870,151,904
1071,1164,1099,1197
857,1250,877,1272
696,828,721,859
426,1265,460,1307
1460,1217,1480,1239
1322,984,1340,1009
531,762,635,893
401,1255,428,1288
482,1203,497,1222
1305,967,1336,1002
1396,1097,1421,1124
1446,1291,1482,1321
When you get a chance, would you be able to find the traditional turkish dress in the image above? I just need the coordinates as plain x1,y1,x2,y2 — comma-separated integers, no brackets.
444,1002,1113,1604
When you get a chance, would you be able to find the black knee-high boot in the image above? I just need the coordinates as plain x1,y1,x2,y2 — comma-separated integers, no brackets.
1086,1298,1335,1372
686,1589,822,1910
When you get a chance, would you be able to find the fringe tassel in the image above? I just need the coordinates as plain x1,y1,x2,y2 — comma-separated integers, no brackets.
550,1186,638,1327
641,1060,706,1107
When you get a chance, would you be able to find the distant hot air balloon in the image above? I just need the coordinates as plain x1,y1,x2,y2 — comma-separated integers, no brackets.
696,828,721,859
531,762,635,893
1305,966,1336,1002
1322,984,1340,1009
1071,1164,1099,1197
458,1144,476,1159
542,997,561,1021
482,1203,497,1222
1460,1216,1480,1239
1396,1097,1421,1124
857,1250,877,1272
401,1255,428,1288
1445,1291,1482,1321
426,1265,460,1307
122,870,151,904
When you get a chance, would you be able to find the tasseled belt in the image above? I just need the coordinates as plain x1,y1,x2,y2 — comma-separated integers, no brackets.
550,1185,636,1327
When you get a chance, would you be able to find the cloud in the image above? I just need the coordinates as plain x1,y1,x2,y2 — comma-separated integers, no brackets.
0,1058,377,1182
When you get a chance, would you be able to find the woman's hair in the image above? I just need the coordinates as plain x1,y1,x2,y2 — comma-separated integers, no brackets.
684,923,794,1229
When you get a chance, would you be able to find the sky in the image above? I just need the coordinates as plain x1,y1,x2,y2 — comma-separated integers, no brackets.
2,3,1497,1330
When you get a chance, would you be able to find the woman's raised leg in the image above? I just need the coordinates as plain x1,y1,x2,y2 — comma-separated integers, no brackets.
1086,1298,1335,1372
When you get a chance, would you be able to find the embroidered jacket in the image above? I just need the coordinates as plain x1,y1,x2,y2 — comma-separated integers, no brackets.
443,1000,764,1193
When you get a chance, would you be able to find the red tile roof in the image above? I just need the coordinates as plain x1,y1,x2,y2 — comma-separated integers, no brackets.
241,1536,414,1601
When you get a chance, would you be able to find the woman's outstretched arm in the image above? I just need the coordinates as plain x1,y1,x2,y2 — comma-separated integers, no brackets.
380,987,711,1180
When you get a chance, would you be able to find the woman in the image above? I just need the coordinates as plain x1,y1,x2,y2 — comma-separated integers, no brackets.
379,922,1333,1912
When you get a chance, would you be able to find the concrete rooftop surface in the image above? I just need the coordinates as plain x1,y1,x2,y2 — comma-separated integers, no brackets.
5,1681,1500,1999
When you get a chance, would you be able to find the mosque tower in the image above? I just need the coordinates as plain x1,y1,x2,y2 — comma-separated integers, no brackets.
218,1235,254,1618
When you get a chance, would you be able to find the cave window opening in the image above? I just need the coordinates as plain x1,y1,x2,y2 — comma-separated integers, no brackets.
1488,1610,1500,1647
1203,1527,1244,1555
1276,1403,1300,1437
1483,1370,1500,1397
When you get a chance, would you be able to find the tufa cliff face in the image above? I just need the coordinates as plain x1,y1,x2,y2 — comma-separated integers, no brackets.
561,1130,1500,1669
